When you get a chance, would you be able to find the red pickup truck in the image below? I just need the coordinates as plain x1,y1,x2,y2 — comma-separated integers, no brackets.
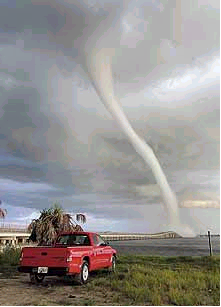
18,232,117,284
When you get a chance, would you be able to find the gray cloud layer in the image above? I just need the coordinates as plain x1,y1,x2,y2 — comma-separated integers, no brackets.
0,0,219,233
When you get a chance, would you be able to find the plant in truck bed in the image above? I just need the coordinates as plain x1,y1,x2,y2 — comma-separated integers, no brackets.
28,203,86,246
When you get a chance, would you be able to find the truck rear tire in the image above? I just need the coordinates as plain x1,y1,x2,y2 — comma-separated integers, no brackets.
74,260,89,285
30,273,45,284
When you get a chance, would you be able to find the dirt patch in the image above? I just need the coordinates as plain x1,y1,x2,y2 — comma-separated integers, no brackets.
0,268,124,306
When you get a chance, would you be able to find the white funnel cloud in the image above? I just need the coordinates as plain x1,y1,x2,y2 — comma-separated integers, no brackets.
85,47,183,230
30,0,199,236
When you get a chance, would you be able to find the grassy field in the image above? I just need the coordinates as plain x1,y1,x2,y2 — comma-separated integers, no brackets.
89,254,220,305
0,247,220,305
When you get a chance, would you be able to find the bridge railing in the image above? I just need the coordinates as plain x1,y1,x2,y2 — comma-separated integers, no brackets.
0,224,29,233
100,231,180,241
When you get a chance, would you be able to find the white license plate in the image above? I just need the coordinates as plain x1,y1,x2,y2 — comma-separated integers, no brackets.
37,267,48,274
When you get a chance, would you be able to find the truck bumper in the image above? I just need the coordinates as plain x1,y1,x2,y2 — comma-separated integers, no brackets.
18,266,69,276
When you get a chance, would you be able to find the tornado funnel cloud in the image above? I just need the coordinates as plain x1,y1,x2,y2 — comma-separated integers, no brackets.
86,47,180,228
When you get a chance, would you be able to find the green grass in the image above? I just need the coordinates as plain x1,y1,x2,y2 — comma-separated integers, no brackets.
0,247,220,305
88,255,220,305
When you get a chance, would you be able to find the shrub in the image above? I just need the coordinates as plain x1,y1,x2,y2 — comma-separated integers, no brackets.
0,246,21,266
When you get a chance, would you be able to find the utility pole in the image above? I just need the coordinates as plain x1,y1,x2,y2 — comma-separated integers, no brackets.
208,231,213,256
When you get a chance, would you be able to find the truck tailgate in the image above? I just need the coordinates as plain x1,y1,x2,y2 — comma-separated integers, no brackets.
21,247,68,267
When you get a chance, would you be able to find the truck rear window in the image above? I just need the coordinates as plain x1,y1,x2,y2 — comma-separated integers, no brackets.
56,234,90,246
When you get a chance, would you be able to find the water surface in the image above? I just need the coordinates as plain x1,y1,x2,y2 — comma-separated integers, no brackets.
111,237,220,256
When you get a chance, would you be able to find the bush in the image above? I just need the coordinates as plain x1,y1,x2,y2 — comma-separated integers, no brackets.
0,246,21,266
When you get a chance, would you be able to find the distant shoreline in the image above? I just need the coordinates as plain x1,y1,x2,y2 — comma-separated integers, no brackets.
198,234,220,237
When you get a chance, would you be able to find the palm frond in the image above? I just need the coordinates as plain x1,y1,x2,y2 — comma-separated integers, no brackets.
0,201,7,219
0,208,7,218
76,213,87,224
27,219,37,232
28,203,86,245
74,224,84,232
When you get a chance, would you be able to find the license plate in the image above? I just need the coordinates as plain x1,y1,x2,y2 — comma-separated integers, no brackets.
37,267,48,274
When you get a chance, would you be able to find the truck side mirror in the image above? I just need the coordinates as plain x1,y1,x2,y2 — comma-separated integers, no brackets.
99,243,106,246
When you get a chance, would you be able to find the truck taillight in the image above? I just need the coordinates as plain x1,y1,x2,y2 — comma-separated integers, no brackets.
66,256,72,262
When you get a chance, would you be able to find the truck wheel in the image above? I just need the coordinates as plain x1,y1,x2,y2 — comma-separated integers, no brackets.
30,273,45,283
108,255,116,273
74,260,89,285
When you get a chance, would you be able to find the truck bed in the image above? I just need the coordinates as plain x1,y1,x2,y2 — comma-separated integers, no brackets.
21,246,69,267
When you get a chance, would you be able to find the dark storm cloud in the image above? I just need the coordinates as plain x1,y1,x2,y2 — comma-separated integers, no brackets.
1,0,219,90
0,1,66,40
0,1,219,234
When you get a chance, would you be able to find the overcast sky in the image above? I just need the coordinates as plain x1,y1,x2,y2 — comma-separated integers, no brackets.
0,0,219,235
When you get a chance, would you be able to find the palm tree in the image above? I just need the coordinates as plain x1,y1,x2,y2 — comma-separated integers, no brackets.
28,203,86,246
0,200,7,226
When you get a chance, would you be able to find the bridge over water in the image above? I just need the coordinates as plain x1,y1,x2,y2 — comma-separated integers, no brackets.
0,223,180,247
0,224,30,246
